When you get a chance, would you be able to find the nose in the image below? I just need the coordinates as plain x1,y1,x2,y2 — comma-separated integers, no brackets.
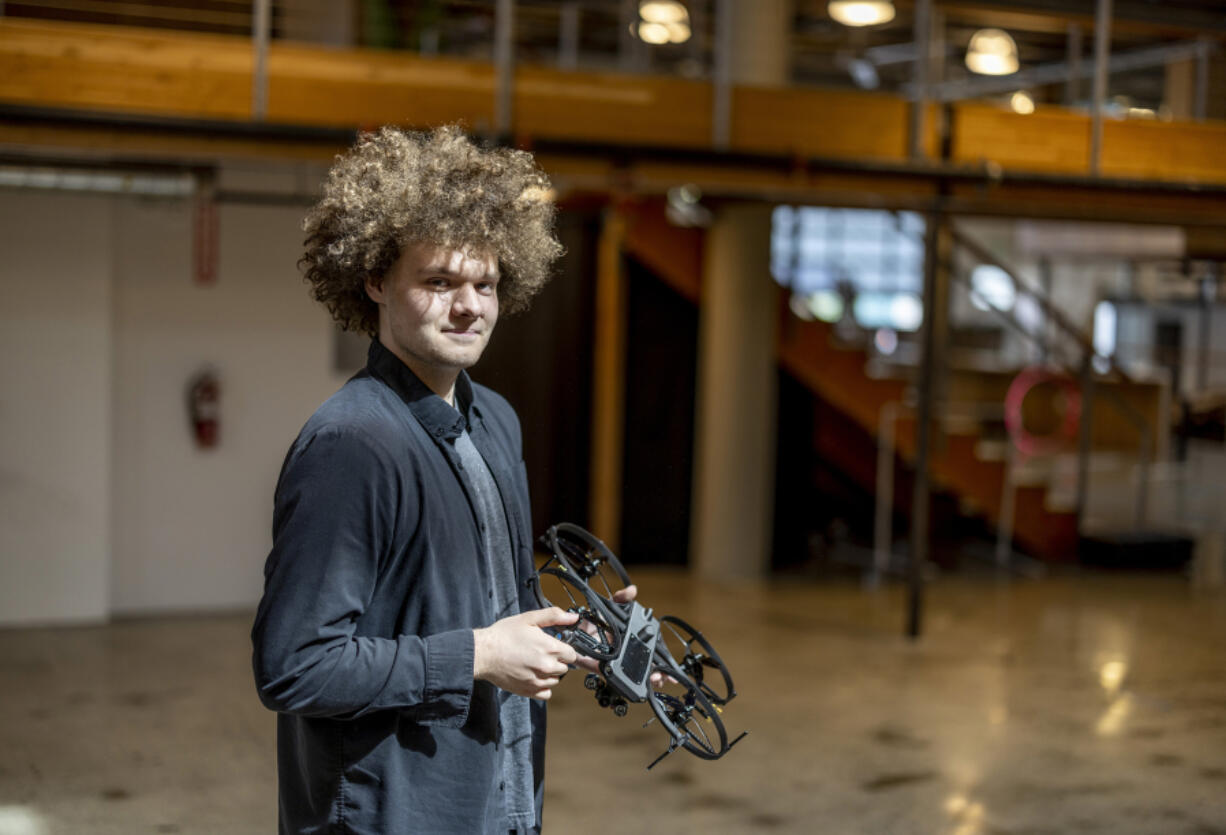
451,282,481,319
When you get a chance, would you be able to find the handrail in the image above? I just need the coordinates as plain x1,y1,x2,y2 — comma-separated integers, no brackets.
950,227,1136,385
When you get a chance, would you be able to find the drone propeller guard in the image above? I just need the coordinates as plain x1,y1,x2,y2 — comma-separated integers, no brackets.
533,523,747,769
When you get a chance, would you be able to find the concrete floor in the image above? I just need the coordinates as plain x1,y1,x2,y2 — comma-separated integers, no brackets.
2,570,1225,834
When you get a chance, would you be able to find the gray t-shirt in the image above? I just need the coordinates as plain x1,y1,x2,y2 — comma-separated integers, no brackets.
453,427,535,832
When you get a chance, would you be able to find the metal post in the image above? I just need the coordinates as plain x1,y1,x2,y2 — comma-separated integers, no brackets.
558,2,580,71
1089,0,1113,175
908,208,942,640
711,0,733,150
1195,36,1210,121
996,438,1016,569
688,0,708,73
1199,273,1213,391
252,0,272,121
910,0,931,160
495,0,515,138
873,402,899,587
1074,355,1096,533
1135,434,1150,530
619,0,646,71
1039,257,1053,363
1065,24,1083,106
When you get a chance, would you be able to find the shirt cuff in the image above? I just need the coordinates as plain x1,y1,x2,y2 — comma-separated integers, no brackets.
417,627,475,727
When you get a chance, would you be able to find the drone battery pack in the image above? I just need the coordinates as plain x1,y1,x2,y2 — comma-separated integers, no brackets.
604,602,659,702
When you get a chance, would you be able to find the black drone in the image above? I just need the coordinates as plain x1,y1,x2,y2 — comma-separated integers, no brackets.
533,523,747,770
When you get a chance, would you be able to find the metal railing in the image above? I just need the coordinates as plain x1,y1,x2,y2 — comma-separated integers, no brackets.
3,0,1219,127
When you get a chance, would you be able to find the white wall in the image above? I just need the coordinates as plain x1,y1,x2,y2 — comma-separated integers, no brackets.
0,186,348,624
110,198,345,615
0,192,113,625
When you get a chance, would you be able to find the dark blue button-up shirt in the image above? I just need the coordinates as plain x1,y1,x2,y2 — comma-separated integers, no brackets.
252,339,545,834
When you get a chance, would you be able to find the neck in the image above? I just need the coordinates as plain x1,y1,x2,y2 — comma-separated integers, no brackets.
377,334,460,406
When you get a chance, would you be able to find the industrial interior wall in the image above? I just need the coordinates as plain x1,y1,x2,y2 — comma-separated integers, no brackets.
0,187,348,623
109,196,345,616
0,191,113,626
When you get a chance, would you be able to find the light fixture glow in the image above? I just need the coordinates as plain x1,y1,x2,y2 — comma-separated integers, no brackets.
1010,90,1035,115
639,0,687,24
633,1,691,45
637,21,671,44
966,28,1019,75
828,0,896,27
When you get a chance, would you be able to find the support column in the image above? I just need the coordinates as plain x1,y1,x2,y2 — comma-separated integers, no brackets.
690,205,778,581
589,209,628,549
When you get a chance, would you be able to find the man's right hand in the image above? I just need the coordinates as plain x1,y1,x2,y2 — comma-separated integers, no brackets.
473,607,580,700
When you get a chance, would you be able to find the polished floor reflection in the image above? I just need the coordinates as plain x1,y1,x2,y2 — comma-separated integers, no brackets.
2,570,1224,834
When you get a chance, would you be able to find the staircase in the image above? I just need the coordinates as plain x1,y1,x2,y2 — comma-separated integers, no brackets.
777,311,1081,561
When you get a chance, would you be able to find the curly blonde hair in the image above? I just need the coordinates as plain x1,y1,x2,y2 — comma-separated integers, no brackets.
301,125,562,335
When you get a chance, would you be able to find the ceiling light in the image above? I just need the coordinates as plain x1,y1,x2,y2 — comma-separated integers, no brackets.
633,1,691,45
1010,90,1035,114
639,0,687,24
637,21,671,44
966,28,1019,76
828,1,895,27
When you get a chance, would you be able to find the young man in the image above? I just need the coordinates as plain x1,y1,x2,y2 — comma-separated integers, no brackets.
252,126,611,834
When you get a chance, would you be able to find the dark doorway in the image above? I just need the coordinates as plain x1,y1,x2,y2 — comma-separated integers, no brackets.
618,256,698,567
473,210,598,537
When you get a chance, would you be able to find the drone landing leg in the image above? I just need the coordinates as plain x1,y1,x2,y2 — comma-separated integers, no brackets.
646,739,681,771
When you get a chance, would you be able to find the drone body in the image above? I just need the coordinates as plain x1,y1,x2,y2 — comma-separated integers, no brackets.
534,523,747,769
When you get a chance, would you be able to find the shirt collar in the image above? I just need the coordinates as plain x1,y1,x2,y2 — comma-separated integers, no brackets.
365,338,481,441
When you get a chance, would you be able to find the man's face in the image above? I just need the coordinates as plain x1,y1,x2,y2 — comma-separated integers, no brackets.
366,241,500,381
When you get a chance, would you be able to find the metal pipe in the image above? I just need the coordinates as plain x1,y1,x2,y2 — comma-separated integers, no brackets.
996,437,1017,569
712,0,733,150
908,208,942,640
558,2,580,71
873,402,898,588
495,0,515,137
910,0,931,160
1090,0,1113,175
1135,433,1150,529
1195,36,1211,121
910,39,1202,103
1199,273,1213,390
251,0,272,122
1074,356,1096,534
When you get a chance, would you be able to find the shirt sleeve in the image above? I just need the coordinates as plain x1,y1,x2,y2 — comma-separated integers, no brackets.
251,426,474,726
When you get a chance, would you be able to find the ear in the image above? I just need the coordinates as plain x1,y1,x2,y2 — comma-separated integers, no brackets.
364,274,386,304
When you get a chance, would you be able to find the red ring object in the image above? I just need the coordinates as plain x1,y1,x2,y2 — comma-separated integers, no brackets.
1004,367,1082,457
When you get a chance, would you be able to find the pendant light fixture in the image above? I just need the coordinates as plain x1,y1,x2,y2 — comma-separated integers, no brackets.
965,28,1019,75
828,1,896,27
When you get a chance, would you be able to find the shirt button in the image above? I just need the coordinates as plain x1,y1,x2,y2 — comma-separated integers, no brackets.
488,590,493,599
499,782,505,791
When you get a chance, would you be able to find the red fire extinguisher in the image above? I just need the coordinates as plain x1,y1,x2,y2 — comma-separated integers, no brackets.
188,369,221,449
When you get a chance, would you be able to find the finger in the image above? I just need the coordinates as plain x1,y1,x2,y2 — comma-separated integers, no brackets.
554,643,579,665
612,584,637,604
530,688,553,701
522,606,580,628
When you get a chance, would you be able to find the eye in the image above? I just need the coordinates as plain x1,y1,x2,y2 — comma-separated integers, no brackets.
477,281,497,294
427,277,451,290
